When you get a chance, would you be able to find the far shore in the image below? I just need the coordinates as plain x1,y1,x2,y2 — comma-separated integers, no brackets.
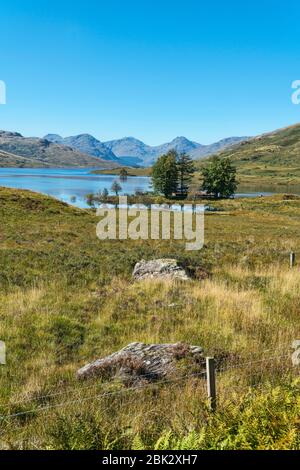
91,167,152,177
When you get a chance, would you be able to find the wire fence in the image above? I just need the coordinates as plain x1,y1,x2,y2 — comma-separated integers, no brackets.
0,343,299,422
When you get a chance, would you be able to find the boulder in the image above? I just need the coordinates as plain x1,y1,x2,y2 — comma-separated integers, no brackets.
77,342,205,384
132,259,189,281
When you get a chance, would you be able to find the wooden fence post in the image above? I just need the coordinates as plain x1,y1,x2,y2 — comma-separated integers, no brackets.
290,252,296,269
206,357,216,412
0,341,6,365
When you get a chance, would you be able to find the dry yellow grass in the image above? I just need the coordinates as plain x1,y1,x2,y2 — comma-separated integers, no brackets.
1,188,300,448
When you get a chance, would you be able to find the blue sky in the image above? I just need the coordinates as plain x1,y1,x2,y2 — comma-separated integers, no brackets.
1,0,300,145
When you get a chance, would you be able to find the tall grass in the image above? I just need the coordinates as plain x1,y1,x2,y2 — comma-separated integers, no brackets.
0,188,300,449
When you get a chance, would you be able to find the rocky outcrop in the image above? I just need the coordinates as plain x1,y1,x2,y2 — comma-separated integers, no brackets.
132,259,189,281
77,342,205,384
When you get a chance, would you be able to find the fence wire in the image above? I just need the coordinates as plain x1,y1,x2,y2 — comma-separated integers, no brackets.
0,346,299,422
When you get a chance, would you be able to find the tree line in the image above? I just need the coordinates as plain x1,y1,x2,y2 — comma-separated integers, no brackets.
151,150,237,199
86,150,238,207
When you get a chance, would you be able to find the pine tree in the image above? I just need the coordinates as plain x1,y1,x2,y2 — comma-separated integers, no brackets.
176,152,195,198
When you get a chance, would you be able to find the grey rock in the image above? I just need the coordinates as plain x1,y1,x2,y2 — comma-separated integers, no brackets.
132,259,189,281
77,342,205,383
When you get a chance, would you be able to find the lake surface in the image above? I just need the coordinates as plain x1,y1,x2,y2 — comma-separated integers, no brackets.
0,168,152,208
0,168,299,208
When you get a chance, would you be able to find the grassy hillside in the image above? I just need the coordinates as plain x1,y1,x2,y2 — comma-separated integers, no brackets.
196,123,300,190
1,187,300,449
0,149,52,168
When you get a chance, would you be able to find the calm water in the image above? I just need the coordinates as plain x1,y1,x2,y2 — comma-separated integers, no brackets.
0,168,152,208
0,168,299,208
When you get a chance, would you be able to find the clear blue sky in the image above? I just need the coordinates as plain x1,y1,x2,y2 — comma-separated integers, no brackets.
1,0,300,145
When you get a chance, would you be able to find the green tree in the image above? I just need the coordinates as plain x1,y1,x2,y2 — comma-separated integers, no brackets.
85,193,95,207
151,151,178,198
201,156,237,198
102,187,109,200
176,152,195,198
111,181,122,196
119,168,128,181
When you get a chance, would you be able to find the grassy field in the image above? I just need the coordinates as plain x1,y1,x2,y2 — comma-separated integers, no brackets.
0,187,300,449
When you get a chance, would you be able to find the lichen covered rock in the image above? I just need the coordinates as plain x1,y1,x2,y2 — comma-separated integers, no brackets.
132,259,189,281
77,342,205,384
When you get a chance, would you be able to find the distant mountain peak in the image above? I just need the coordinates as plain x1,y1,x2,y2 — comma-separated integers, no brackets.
69,133,96,140
44,134,64,144
171,136,195,143
44,133,119,161
0,130,23,138
123,136,143,142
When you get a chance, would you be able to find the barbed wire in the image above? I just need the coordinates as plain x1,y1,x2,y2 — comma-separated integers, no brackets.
0,354,292,406
2,367,298,423
3,352,294,405
216,352,292,373
0,368,207,409
1,345,298,422
0,371,207,421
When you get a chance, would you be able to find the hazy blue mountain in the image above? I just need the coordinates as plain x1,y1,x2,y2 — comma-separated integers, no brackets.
103,135,249,165
44,133,250,167
43,134,64,145
104,136,203,165
44,133,118,161
0,131,117,168
152,137,203,161
104,137,151,160
190,136,250,158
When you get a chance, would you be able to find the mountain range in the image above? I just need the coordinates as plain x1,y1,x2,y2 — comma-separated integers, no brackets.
2,124,300,171
44,134,249,166
0,131,119,168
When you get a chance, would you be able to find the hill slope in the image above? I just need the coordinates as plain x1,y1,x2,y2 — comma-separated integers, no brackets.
0,148,52,167
206,124,300,169
0,131,117,168
197,124,300,187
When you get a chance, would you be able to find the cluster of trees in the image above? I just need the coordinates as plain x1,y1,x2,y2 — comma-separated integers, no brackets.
151,150,195,198
151,150,237,199
86,150,238,208
86,183,121,206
